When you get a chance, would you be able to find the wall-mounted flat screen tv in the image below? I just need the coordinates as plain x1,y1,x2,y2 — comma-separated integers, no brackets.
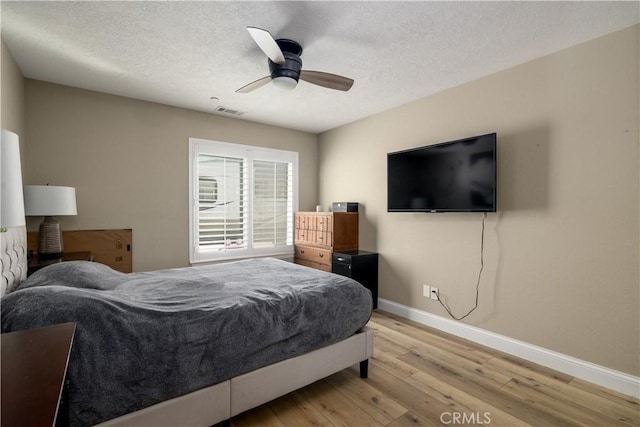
387,133,497,212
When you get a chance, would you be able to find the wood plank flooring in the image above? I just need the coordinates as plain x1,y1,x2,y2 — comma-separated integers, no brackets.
230,311,639,426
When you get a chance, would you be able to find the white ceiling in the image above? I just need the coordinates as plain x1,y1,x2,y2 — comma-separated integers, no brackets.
2,1,638,134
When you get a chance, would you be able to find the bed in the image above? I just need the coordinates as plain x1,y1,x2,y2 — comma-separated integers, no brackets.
0,228,373,427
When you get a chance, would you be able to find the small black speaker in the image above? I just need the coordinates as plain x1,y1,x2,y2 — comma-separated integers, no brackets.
332,202,359,212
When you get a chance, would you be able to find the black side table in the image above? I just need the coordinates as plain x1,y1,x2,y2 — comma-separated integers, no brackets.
332,250,379,309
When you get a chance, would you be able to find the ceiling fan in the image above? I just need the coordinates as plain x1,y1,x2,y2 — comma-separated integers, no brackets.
236,27,354,93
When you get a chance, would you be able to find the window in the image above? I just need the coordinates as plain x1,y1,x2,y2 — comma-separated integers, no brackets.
189,138,298,263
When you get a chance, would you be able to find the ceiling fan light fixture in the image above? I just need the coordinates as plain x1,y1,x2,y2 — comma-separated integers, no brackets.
272,76,298,90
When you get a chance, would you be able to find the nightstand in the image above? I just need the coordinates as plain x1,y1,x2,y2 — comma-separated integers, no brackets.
1,323,76,427
332,250,379,309
28,251,93,276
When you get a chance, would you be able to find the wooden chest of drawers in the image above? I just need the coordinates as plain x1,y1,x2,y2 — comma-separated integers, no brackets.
294,212,358,271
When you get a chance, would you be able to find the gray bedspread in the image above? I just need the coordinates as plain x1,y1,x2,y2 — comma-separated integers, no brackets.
1,257,372,426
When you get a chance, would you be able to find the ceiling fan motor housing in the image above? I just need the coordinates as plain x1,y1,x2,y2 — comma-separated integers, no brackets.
269,39,303,82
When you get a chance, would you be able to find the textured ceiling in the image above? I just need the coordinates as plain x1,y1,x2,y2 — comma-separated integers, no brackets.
1,1,638,133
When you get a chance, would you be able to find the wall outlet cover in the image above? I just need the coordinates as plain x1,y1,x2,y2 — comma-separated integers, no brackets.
423,285,430,298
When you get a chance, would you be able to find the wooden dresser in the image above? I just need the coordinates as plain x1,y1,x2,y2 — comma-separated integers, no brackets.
294,211,358,272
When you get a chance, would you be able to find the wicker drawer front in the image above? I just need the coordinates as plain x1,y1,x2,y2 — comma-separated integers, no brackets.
295,245,331,266
297,214,316,230
295,230,319,245
296,228,316,244
315,215,332,232
313,231,333,247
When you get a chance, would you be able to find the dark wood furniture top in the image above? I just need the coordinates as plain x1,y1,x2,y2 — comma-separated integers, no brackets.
28,251,93,276
1,322,76,427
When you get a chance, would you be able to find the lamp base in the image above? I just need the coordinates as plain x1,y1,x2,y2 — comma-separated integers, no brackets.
38,216,64,257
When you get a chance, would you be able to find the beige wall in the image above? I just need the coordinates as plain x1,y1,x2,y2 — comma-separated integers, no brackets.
319,25,639,376
24,81,318,271
1,39,26,157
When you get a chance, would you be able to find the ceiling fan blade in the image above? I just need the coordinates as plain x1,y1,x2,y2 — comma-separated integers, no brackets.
236,76,271,93
299,70,354,92
247,26,285,65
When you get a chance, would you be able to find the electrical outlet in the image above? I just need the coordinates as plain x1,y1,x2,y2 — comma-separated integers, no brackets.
430,287,439,300
423,285,431,298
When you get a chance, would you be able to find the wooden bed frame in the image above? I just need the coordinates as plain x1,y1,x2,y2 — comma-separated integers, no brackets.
1,225,373,427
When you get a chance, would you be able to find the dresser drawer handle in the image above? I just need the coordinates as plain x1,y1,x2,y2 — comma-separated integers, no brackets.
319,253,324,258
300,250,305,254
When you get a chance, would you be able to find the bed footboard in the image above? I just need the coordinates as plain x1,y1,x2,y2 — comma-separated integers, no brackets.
230,327,373,416
95,327,373,427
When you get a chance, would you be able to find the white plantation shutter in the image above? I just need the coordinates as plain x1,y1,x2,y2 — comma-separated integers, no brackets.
190,139,298,263
252,160,294,248
197,154,247,253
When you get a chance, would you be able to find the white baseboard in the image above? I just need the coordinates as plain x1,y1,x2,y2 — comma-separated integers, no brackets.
377,298,640,399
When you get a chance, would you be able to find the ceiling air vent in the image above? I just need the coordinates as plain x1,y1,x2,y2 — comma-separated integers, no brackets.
216,106,245,116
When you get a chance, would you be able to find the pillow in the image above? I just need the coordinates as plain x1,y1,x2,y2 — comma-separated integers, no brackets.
17,261,128,291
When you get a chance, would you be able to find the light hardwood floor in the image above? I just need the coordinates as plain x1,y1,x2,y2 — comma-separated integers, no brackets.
229,310,639,427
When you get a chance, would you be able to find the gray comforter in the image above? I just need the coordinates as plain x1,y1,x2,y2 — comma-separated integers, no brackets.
1,257,372,426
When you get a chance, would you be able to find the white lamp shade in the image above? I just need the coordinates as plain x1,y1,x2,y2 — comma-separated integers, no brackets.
1,129,26,228
24,185,77,216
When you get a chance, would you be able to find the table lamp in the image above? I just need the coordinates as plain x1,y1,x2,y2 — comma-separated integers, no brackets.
24,185,77,257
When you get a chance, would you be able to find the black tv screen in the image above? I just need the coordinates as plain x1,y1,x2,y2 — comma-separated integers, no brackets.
387,133,497,212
